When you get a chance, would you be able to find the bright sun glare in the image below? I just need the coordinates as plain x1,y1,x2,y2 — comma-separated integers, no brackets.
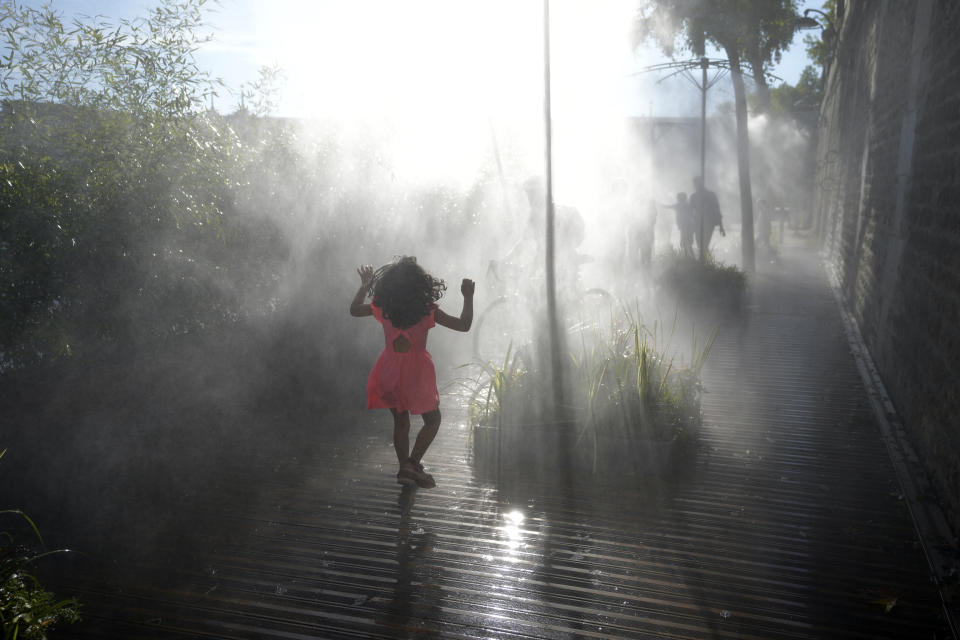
251,1,639,190
500,509,526,559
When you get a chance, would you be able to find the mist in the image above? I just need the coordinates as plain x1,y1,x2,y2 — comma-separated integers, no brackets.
0,0,816,632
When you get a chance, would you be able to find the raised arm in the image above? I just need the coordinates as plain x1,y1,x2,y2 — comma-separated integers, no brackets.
350,265,374,317
436,278,474,332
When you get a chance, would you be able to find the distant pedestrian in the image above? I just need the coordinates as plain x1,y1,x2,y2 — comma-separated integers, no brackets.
756,198,772,250
660,192,694,257
350,257,474,488
689,177,726,259
522,175,588,291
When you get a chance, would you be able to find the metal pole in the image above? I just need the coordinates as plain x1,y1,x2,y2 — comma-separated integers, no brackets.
699,56,708,262
543,0,563,413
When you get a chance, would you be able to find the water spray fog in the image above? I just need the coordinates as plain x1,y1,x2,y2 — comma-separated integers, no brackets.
1,2,814,631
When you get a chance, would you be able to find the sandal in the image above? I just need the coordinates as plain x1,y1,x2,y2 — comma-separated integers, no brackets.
396,470,418,486
404,459,436,489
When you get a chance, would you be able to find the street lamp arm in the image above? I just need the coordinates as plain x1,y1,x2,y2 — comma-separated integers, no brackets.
793,8,828,31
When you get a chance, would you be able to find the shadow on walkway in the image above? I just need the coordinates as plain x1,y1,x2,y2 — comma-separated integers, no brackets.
3,234,953,638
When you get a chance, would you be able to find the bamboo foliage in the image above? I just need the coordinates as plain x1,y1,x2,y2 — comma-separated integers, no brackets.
467,302,717,466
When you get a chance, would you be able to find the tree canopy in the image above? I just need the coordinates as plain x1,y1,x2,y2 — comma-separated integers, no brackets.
768,64,822,119
0,0,284,369
0,0,483,373
636,0,805,272
636,0,800,112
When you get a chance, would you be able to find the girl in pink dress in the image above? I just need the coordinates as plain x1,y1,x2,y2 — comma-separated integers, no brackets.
350,257,474,488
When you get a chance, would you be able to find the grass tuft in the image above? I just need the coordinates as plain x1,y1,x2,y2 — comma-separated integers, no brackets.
1,451,81,640
464,302,716,472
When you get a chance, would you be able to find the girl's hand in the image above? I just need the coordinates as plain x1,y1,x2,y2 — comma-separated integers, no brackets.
357,265,374,289
461,278,475,298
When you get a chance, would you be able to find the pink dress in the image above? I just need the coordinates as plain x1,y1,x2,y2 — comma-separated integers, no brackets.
366,304,439,415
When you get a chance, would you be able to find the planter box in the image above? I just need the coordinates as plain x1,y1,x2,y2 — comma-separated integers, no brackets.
658,260,748,318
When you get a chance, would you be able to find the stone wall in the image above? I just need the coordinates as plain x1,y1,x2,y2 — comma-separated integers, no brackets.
814,0,960,533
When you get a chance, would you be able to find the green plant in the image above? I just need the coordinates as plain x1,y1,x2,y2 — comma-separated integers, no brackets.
0,451,81,639
0,0,298,370
570,304,715,446
461,343,532,434
466,302,716,472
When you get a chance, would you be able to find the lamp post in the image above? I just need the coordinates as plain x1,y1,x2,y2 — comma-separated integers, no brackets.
542,0,564,418
794,7,834,74
793,9,824,30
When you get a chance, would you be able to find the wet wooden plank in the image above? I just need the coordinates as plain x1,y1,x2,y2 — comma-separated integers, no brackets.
33,239,951,638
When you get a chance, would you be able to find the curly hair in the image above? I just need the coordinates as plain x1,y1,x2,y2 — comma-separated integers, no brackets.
370,256,446,329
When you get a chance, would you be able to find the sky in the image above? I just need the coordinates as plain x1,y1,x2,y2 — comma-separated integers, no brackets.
16,0,827,119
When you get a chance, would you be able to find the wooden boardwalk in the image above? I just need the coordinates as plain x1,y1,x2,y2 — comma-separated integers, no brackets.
25,237,954,638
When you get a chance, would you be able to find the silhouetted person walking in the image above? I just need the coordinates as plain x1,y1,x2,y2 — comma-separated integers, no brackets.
756,198,772,250
660,192,694,258
689,176,725,261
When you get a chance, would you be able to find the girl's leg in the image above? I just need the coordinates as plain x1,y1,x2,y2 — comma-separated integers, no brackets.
391,409,411,466
410,408,441,464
